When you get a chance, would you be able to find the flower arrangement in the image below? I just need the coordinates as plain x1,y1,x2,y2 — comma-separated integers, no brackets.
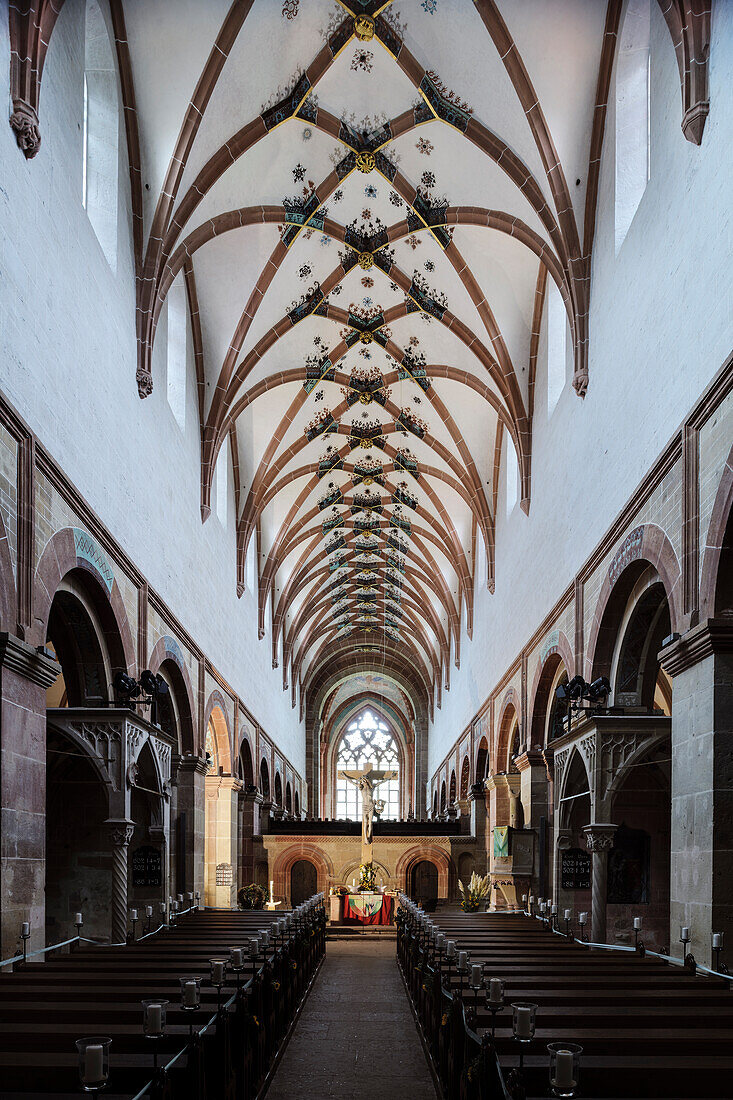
237,883,266,910
358,862,378,890
458,872,491,912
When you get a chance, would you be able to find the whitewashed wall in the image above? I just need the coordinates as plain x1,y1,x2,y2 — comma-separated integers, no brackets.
428,0,733,779
0,0,305,772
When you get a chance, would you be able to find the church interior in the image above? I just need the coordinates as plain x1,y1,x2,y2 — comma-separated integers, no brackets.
0,0,731,1096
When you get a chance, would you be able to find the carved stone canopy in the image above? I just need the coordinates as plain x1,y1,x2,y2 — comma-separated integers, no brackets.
106,820,135,848
583,823,618,852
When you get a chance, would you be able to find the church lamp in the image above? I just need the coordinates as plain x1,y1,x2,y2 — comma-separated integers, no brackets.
142,999,168,1072
485,978,505,1038
76,1037,112,1094
180,976,202,1043
578,912,588,942
75,912,84,938
548,1042,582,1098
512,1002,538,1073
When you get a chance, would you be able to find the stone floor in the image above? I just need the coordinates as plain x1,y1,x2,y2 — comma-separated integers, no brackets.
267,939,439,1100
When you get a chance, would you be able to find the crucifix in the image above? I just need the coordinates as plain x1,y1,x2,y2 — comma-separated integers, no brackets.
338,761,398,866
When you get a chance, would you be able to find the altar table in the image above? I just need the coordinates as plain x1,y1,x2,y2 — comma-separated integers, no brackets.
341,892,394,925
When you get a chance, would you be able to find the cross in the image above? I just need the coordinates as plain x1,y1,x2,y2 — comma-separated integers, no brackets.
338,761,398,864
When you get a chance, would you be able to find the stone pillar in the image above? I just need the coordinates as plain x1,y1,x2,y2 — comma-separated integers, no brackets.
106,820,134,943
583,823,617,944
468,783,489,874
204,775,242,909
0,634,59,957
240,788,263,887
176,754,207,900
661,620,733,965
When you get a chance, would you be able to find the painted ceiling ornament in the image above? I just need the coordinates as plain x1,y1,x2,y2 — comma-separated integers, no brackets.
282,0,299,18
356,151,376,174
358,252,374,271
359,331,374,345
354,15,375,41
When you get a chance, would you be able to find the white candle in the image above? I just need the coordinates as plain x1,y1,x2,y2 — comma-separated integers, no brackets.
551,904,558,916
249,938,259,957
681,926,690,942
75,912,83,926
21,922,29,937
177,894,183,905
528,896,534,904
187,892,194,902
211,960,225,984
522,894,527,903
146,906,153,918
183,980,198,1007
230,947,243,967
270,880,275,902
564,909,572,921
633,916,642,930
446,940,456,960
259,929,270,946
436,933,445,950
130,909,138,922
578,912,587,925
713,933,722,949
146,1003,162,1035
488,978,503,1006
471,963,482,986
553,1049,575,1088
83,1044,104,1085
457,950,468,970
514,1006,532,1039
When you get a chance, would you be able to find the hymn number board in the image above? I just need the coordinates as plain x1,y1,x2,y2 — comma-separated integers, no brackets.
560,847,591,890
131,845,162,888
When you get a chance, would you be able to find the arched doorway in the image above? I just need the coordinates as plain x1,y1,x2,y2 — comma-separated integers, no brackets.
290,859,317,906
411,860,438,908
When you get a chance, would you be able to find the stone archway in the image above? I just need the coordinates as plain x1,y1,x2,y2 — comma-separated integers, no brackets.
204,701,239,908
290,859,317,906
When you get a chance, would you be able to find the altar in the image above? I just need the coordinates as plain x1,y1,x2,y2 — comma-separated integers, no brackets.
340,892,394,926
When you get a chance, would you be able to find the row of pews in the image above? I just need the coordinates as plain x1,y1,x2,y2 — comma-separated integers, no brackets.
0,899,325,1098
396,901,733,1099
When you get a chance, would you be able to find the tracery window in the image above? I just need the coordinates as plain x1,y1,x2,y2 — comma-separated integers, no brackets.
335,709,400,820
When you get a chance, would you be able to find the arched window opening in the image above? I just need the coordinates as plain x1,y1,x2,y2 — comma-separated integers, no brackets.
548,669,570,741
215,444,229,527
460,756,470,799
285,781,292,814
440,780,447,813
614,582,670,711
432,789,438,817
204,721,219,775
475,736,489,783
166,274,188,431
274,772,283,807
82,0,118,269
335,708,400,820
260,759,270,800
615,0,651,253
505,434,518,517
239,739,254,787
546,279,568,415
294,790,300,818
449,770,457,806
508,721,521,774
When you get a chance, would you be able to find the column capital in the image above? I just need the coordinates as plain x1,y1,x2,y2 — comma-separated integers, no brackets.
659,618,733,676
514,750,545,773
106,819,135,848
0,633,59,688
177,753,208,776
241,786,263,805
583,823,618,852
468,782,486,801
486,772,521,796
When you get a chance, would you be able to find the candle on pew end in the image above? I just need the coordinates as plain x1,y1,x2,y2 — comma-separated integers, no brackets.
553,1049,575,1089
488,978,503,1006
145,906,153,919
713,933,722,949
130,909,138,922
21,922,29,937
183,981,198,1008
249,938,259,957
457,950,468,970
564,909,572,921
470,964,482,986
75,912,83,926
230,947,243,968
83,1044,105,1086
633,916,642,930
146,1004,162,1035
446,940,456,960
681,926,690,942
578,912,587,926
211,960,225,984
514,1006,532,1038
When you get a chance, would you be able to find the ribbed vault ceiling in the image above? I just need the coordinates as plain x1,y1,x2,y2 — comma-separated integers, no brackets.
126,0,616,708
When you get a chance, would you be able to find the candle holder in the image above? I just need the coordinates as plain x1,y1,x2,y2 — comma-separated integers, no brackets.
577,913,588,943
20,921,30,965
75,913,84,940
551,904,558,931
76,1036,112,1094
456,951,470,1001
469,967,484,1020
229,947,245,991
187,892,194,910
563,910,572,938
209,959,227,1012
511,1002,538,1072
485,978,505,1038
129,912,138,943
712,933,726,973
195,891,201,910
159,901,169,929
680,925,691,962
180,976,202,1041
141,999,168,1072
548,1042,582,1097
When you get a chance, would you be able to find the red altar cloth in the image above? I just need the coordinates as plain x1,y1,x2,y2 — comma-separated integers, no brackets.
341,893,394,925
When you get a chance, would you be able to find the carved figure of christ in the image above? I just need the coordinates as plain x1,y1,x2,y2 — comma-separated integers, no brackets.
338,762,398,859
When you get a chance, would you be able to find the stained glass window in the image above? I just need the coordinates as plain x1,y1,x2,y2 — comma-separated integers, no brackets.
336,709,400,820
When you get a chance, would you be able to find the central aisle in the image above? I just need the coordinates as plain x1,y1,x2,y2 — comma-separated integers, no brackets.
267,939,439,1100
